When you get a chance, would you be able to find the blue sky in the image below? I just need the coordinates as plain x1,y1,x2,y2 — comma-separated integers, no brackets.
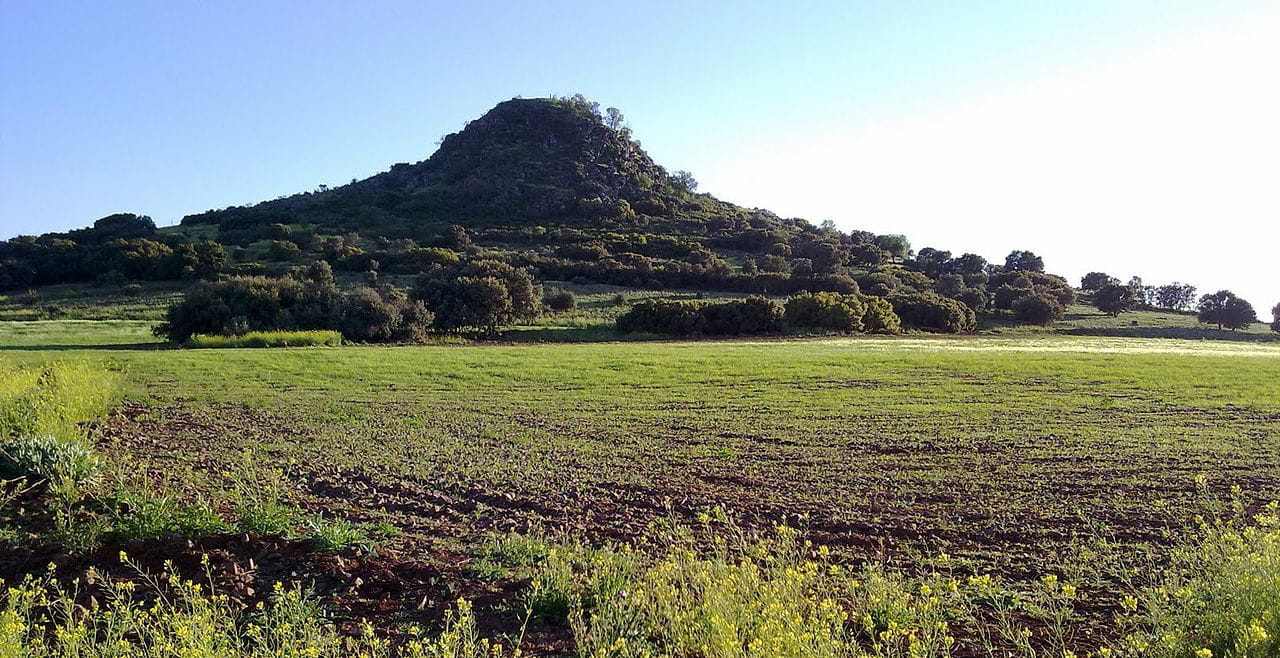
2,1,1276,311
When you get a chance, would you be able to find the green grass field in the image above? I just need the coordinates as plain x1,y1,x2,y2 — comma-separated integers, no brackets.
2,319,1278,653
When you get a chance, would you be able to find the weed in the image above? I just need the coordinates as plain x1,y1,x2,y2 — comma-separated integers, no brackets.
187,330,343,349
0,435,102,490
306,515,373,553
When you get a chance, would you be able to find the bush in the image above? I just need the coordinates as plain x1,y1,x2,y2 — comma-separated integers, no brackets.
338,287,434,343
417,276,514,335
414,261,542,334
544,289,577,312
784,292,865,333
157,275,433,344
889,292,976,333
616,300,706,336
266,240,301,261
699,297,785,335
860,295,902,334
1013,293,1064,325
952,287,990,313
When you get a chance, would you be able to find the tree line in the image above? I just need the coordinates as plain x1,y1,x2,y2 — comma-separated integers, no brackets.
1081,271,1272,332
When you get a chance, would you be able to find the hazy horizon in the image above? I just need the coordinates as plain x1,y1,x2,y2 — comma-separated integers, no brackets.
2,1,1276,312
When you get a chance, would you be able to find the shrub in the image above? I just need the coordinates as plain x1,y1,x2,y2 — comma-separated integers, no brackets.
860,295,902,334
414,261,541,334
544,288,577,312
616,300,706,336
158,276,432,343
952,287,990,313
783,292,865,333
889,292,976,333
266,240,301,261
699,297,785,335
1013,293,1065,325
418,276,514,335
338,287,434,343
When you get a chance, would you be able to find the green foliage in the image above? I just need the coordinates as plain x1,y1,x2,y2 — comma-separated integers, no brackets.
0,362,120,442
860,295,902,334
1120,503,1280,658
187,330,342,348
107,481,230,541
543,288,577,312
889,292,977,333
414,260,540,335
1198,290,1257,331
306,515,374,553
1095,283,1135,316
1014,292,1065,325
783,292,865,333
616,297,784,336
158,275,432,344
1004,249,1045,272
1081,271,1120,292
0,435,101,489
228,459,300,537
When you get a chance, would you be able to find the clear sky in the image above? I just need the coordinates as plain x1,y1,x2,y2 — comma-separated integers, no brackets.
2,1,1276,312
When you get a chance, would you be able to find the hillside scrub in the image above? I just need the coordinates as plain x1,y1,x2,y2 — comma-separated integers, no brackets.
616,293,920,337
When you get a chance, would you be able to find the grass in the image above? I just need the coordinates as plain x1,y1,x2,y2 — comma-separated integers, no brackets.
0,319,1277,653
187,329,343,349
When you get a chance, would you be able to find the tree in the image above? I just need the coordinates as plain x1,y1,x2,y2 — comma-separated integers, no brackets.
1152,283,1197,311
604,107,625,131
951,253,989,286
1081,272,1119,292
1093,284,1134,316
910,247,952,278
1197,290,1257,331
874,234,911,260
1126,276,1152,307
1004,250,1044,273
1271,302,1280,333
672,170,698,193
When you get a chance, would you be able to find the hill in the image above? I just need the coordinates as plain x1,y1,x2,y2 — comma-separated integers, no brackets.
7,94,1265,340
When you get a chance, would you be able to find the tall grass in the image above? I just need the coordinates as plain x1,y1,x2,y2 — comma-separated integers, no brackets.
0,361,120,442
186,330,342,349
0,562,510,657
1,511,1276,656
